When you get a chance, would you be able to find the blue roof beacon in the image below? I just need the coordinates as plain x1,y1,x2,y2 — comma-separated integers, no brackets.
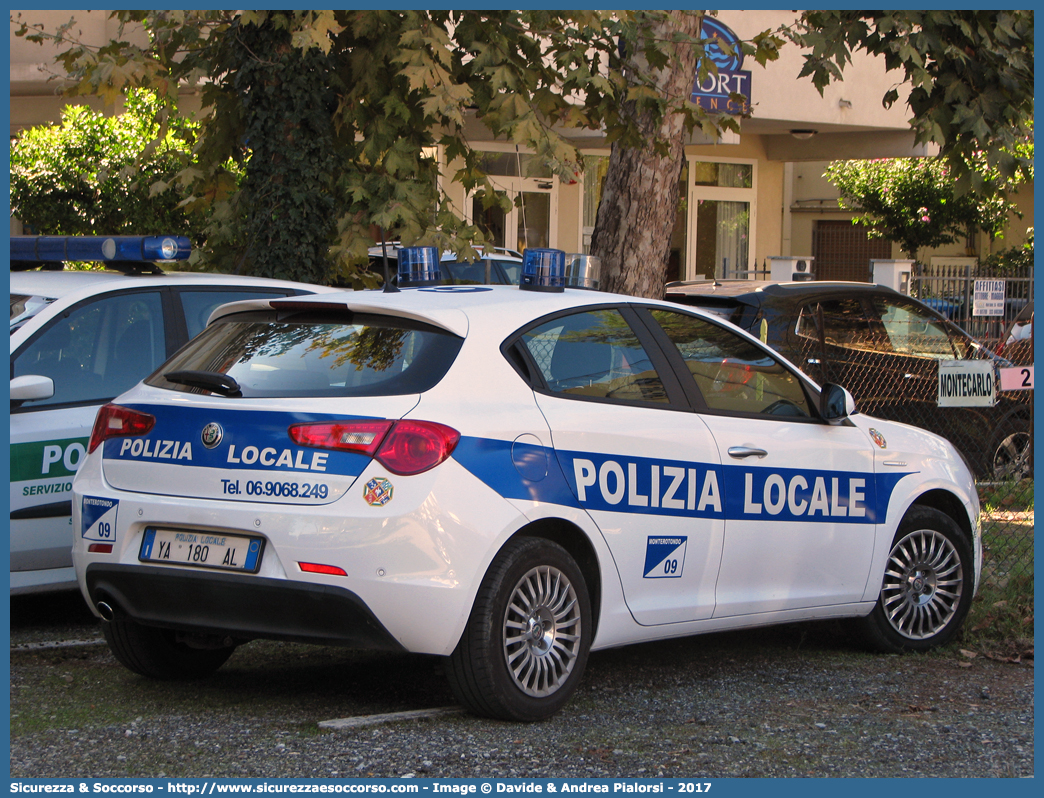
397,246,442,287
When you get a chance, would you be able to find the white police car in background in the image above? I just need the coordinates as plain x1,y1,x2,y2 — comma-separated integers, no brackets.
71,247,981,721
10,235,334,594
367,241,525,286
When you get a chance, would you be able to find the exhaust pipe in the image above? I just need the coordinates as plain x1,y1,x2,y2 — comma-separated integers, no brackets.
96,601,116,622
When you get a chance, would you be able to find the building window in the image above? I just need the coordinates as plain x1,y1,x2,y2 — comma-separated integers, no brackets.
691,161,752,188
581,155,611,253
469,147,557,252
579,156,755,284
693,200,750,281
475,151,553,179
687,158,756,280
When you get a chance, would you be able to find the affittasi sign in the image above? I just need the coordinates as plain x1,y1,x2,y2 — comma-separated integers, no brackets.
692,18,752,114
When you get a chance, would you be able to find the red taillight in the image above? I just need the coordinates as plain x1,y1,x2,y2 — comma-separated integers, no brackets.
288,418,460,476
88,404,156,454
376,420,460,475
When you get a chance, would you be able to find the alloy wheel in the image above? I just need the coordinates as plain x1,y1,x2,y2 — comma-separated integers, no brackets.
881,528,964,640
502,565,582,697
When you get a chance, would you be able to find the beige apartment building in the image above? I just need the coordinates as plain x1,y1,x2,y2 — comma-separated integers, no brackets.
10,10,1033,282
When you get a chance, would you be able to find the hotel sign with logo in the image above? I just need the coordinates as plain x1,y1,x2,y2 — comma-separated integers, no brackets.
691,19,752,114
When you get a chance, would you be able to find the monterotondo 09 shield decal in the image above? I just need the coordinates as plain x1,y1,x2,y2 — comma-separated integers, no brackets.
100,404,378,505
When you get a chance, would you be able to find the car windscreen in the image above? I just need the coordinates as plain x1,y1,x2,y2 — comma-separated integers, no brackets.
440,260,500,285
10,294,55,332
147,310,464,398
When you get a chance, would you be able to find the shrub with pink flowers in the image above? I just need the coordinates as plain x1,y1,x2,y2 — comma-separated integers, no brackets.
825,156,1024,265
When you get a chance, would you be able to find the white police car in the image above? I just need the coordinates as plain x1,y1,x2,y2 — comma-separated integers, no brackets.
367,241,526,286
10,235,333,594
71,247,981,721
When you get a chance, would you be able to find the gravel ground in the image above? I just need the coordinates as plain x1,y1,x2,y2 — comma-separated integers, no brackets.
9,595,1034,780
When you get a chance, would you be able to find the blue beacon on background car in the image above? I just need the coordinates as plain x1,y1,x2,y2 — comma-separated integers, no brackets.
71,247,981,721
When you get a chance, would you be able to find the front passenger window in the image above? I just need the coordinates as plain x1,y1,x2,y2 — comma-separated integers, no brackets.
872,297,966,359
650,310,811,418
12,291,166,408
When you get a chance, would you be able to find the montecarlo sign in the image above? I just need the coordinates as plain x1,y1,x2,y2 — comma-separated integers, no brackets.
692,18,752,114
938,360,997,408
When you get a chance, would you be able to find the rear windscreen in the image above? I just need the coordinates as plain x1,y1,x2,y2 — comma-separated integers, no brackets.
147,310,463,397
664,295,744,324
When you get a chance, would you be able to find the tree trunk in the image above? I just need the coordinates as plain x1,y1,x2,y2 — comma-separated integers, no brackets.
591,11,704,299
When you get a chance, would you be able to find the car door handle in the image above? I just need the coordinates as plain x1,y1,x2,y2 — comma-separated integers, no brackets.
727,446,768,459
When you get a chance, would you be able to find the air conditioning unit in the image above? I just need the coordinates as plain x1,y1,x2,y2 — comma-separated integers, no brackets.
768,256,815,282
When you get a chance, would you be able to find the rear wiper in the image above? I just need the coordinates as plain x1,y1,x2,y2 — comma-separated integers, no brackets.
164,370,242,397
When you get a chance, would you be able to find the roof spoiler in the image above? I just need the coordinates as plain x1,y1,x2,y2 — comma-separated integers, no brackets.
665,276,721,288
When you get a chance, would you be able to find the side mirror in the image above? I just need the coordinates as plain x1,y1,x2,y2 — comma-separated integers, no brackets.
820,383,856,424
11,374,55,408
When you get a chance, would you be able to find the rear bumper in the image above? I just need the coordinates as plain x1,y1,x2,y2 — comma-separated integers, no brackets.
85,563,405,651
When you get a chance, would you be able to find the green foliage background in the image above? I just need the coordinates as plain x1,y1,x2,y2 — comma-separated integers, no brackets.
10,90,200,240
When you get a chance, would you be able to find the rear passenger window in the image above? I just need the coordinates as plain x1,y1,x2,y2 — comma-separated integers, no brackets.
650,310,812,418
519,309,669,404
148,311,463,398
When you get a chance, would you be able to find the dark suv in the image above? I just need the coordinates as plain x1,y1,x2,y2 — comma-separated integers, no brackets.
666,280,1032,481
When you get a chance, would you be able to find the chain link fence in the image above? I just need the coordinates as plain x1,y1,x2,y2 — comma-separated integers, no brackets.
912,261,1033,586
792,330,1033,585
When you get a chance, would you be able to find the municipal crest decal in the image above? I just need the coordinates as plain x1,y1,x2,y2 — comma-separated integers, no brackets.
363,477,394,507
869,428,887,449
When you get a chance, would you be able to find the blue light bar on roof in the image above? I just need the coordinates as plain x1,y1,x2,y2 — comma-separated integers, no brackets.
10,235,191,263
397,246,441,286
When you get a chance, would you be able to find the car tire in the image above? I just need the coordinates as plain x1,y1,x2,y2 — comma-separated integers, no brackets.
990,417,1032,481
102,618,236,679
852,506,974,654
446,537,592,722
